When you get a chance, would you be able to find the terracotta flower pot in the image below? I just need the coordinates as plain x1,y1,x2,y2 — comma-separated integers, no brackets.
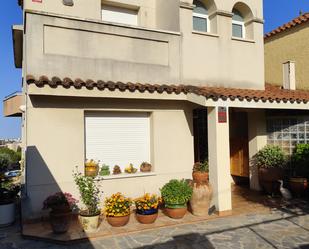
140,163,152,172
106,215,130,227
289,177,308,197
50,210,72,234
192,172,209,184
258,167,284,194
165,207,187,219
190,183,213,217
135,212,158,224
79,213,100,233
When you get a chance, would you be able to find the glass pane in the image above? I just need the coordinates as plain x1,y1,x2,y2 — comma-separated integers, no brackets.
193,16,208,32
193,1,208,15
232,9,244,21
232,23,243,38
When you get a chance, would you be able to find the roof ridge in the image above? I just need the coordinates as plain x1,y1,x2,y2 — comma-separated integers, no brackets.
265,12,309,39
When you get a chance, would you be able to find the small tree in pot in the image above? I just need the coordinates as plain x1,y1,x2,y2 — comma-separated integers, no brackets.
73,168,101,233
253,145,287,195
160,179,192,219
43,192,78,234
290,144,309,196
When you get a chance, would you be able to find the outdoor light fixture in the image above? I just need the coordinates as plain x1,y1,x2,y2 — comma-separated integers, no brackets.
63,0,74,6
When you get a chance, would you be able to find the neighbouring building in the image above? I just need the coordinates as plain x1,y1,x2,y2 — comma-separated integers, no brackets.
265,12,309,90
4,0,309,222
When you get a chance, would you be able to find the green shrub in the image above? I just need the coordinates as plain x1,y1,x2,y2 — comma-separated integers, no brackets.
0,147,21,164
99,164,110,176
160,179,192,208
253,145,287,169
291,144,309,177
0,153,11,172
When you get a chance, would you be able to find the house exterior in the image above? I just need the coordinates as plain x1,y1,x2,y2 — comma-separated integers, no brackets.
4,0,309,222
265,12,309,90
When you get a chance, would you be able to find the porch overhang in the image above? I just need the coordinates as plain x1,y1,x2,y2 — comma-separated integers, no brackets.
25,75,309,110
12,25,23,69
3,92,23,117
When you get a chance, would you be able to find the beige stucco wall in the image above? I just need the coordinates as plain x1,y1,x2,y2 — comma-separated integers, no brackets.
265,23,309,89
23,95,195,219
23,0,264,89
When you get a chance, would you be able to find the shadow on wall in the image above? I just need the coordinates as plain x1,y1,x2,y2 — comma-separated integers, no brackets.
135,233,215,249
22,146,95,246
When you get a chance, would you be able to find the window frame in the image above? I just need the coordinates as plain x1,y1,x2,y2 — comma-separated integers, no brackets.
192,3,210,33
232,19,245,39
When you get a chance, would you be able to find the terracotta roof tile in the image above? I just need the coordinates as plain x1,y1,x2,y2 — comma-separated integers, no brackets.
26,75,309,104
265,12,309,39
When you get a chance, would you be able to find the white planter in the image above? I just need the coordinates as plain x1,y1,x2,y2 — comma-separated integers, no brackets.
0,202,15,227
79,214,100,233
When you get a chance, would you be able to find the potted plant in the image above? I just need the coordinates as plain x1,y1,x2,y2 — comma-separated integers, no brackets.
84,159,99,177
160,179,192,219
73,168,101,233
105,192,132,227
140,162,152,173
99,164,110,176
125,164,137,174
0,153,20,227
253,145,287,195
134,193,161,224
192,161,209,184
290,144,309,196
113,165,122,175
43,192,77,234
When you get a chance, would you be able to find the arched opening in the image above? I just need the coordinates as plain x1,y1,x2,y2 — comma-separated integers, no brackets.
192,0,217,33
231,2,254,39
193,0,209,32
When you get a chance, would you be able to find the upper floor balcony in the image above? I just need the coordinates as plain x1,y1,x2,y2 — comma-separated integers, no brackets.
20,0,265,91
3,92,23,117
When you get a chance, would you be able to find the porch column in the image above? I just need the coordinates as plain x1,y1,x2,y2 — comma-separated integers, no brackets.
207,106,232,214
248,110,267,191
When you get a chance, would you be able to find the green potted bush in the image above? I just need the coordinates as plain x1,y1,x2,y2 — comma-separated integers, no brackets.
290,144,309,196
0,153,20,227
73,168,101,233
160,179,192,219
253,145,287,195
192,161,209,184
99,164,110,176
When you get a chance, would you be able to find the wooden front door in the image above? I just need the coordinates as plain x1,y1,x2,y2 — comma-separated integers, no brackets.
229,111,249,177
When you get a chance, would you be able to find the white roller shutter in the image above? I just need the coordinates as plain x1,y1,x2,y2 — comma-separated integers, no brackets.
101,5,138,26
85,112,150,171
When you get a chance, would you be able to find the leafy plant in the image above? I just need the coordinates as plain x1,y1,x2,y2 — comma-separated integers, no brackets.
0,153,11,172
252,145,287,169
43,192,78,211
105,192,132,217
99,164,110,176
0,177,20,204
291,144,309,177
193,161,209,172
0,147,21,164
125,164,137,174
73,168,101,215
160,179,193,208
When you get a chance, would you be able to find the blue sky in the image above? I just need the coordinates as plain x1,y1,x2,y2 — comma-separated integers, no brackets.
0,0,308,138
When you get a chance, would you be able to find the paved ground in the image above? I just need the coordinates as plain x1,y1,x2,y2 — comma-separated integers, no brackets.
1,204,309,249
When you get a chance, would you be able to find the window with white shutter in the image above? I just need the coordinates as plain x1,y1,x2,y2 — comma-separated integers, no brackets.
85,112,151,173
101,5,138,26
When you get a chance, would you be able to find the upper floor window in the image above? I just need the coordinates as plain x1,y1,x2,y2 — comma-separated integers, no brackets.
232,9,245,38
102,5,138,26
193,0,209,32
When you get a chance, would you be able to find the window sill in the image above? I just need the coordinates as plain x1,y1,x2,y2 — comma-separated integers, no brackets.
95,172,156,180
231,37,255,43
192,31,219,38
